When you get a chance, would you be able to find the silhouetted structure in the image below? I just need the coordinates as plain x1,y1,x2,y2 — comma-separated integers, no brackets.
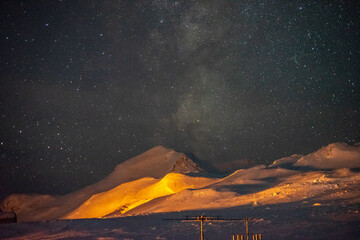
163,215,262,240
0,210,17,224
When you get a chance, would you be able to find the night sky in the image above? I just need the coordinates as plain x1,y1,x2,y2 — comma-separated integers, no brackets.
1,1,359,196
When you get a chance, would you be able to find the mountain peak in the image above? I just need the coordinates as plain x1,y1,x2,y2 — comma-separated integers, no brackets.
170,153,204,173
125,146,204,173
90,146,204,193
294,142,360,169
145,145,172,153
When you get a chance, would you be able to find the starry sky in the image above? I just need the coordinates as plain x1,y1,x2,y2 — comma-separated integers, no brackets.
1,1,359,196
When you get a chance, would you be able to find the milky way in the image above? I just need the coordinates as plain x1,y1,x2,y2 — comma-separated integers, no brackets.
0,1,359,195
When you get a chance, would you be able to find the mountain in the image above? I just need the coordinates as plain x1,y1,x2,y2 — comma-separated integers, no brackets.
0,146,203,222
294,142,360,169
1,143,360,223
66,172,217,219
121,165,360,217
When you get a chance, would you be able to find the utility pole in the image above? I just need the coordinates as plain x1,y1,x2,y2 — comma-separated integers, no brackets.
163,215,262,240
200,217,204,240
246,218,249,240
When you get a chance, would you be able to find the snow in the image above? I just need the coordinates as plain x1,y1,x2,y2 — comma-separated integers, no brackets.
65,173,217,219
217,165,298,182
1,204,359,240
268,154,303,167
1,146,203,222
121,169,360,216
83,145,203,193
294,142,360,169
1,143,360,239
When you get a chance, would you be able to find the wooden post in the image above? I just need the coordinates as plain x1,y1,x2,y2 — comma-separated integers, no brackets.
233,235,235,240
259,234,262,240
241,235,244,240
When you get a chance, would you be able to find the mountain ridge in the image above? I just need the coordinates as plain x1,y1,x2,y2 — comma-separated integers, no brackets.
1,142,359,222
0,145,203,222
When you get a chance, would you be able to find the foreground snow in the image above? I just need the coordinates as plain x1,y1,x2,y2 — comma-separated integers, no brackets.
1,203,359,240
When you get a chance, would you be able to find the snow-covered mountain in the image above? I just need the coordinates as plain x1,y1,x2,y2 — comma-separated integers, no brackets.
293,142,360,169
1,143,360,223
1,146,203,222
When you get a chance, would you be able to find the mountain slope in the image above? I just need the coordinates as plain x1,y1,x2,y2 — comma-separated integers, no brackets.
294,142,360,169
122,168,360,216
1,143,359,222
1,146,203,222
77,145,204,195
65,173,217,219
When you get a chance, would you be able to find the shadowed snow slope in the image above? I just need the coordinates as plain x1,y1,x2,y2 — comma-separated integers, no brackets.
268,154,303,168
1,143,360,222
294,142,360,169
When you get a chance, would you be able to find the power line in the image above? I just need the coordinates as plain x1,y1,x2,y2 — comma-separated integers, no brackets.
163,215,263,240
